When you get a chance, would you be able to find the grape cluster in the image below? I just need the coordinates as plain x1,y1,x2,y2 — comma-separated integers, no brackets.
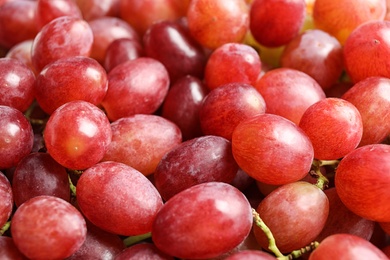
1,0,390,259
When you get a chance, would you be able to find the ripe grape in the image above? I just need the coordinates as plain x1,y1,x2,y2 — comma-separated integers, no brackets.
101,57,170,121
115,243,174,260
225,250,277,260
253,181,329,253
0,105,34,169
0,171,13,228
104,38,144,72
154,135,239,201
335,144,390,222
341,76,390,146
152,182,253,259
36,0,82,29
232,113,314,185
11,195,87,259
199,82,266,140
102,114,182,175
0,236,27,260
12,152,70,207
309,233,388,260
0,57,35,112
76,161,163,236
75,0,120,21
44,100,112,170
5,40,36,75
299,97,363,160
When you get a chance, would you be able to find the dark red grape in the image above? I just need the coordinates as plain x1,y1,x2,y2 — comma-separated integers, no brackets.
0,236,28,260
104,38,144,72
0,171,13,228
115,243,174,260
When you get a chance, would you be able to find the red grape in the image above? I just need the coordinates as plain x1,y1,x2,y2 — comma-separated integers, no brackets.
115,243,174,260
250,0,306,47
104,38,144,72
187,0,249,50
0,171,13,228
161,75,209,141
0,105,34,169
154,135,239,201
75,0,120,21
232,113,314,185
254,181,329,253
76,161,163,236
299,97,363,160
254,68,326,125
36,0,82,29
5,40,36,75
309,233,388,260
0,57,35,112
335,144,390,222
225,250,277,260
152,182,253,259
44,100,112,170
280,29,344,90
11,195,87,259
0,236,28,260
102,114,182,176
143,20,207,83
341,76,390,146
31,16,94,72
34,56,108,114
12,152,70,207
204,43,262,90
199,83,266,140
101,57,170,121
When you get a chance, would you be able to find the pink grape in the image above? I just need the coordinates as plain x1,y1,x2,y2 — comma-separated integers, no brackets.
0,236,27,260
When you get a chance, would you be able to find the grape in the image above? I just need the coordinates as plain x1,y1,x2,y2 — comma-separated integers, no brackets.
143,19,207,83
34,56,108,114
225,250,277,260
12,152,70,207
101,57,170,121
315,187,375,242
5,40,36,75
250,0,306,47
0,105,34,169
11,195,87,259
335,144,390,222
313,0,386,45
104,38,144,72
76,161,163,236
309,233,388,260
75,0,120,21
0,171,13,228
199,82,266,140
254,68,326,125
161,75,209,141
102,114,182,175
232,113,314,185
0,0,39,49
253,181,329,253
341,76,390,146
280,29,344,90
187,0,249,50
67,221,125,260
43,100,112,170
36,0,82,29
119,0,188,36
154,135,239,201
0,57,35,112
299,97,363,160
31,16,94,72
0,236,27,260
152,182,253,259
343,20,390,83
88,16,140,64
115,243,174,260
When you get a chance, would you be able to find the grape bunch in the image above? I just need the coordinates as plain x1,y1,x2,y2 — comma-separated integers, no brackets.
1,0,390,259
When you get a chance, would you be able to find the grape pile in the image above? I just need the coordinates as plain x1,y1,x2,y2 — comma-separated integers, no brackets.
1,0,390,259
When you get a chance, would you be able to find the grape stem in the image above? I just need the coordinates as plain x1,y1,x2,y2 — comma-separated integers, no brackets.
123,232,152,247
310,159,339,190
252,208,319,259
68,174,77,197
0,221,11,235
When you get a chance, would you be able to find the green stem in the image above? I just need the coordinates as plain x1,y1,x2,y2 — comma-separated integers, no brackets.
123,232,152,247
1,221,11,235
68,175,77,197
285,241,319,259
310,159,337,190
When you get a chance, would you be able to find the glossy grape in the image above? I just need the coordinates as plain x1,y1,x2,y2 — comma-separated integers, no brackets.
0,105,34,169
77,161,163,236
232,113,314,185
0,171,13,228
12,152,70,207
115,243,174,260
0,236,27,260
5,40,36,75
104,38,144,72
154,135,239,201
152,182,253,259
335,144,390,222
225,250,277,260
299,98,363,160
44,100,112,170
75,0,120,21
36,0,82,29
11,195,87,259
